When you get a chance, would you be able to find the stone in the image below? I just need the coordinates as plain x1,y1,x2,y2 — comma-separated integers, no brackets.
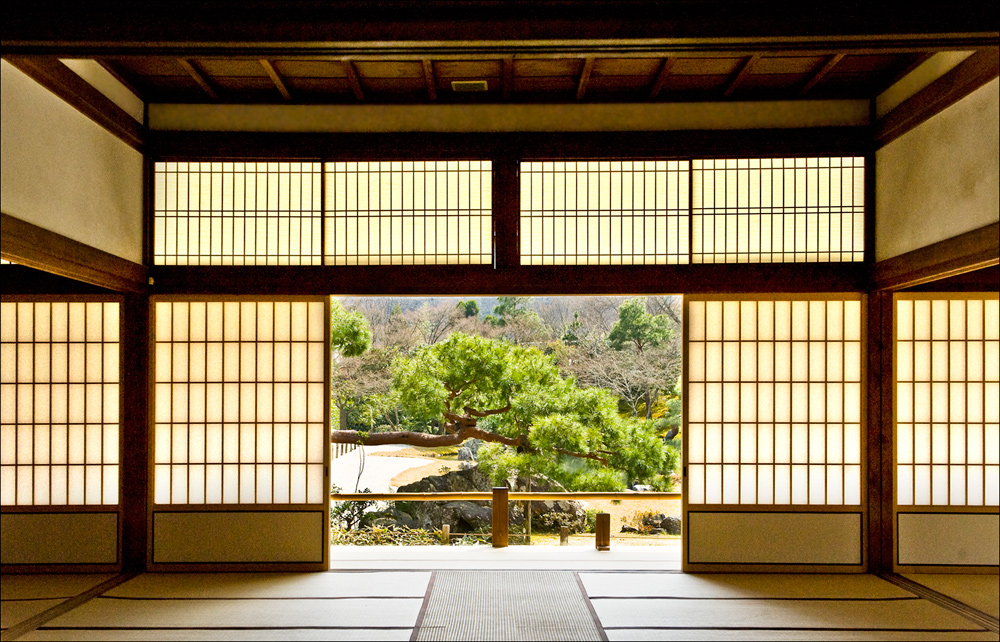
659,515,681,535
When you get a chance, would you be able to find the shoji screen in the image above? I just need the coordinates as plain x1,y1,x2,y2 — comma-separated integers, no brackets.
1,297,121,570
520,161,689,265
684,295,865,571
325,161,492,265
151,298,330,570
894,293,999,570
691,157,864,263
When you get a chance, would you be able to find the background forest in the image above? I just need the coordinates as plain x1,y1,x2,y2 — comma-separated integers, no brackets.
331,295,683,491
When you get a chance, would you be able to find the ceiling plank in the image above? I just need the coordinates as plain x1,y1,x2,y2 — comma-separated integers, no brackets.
502,56,514,99
422,59,438,100
799,53,844,95
875,47,999,147
177,58,218,99
648,57,676,99
576,56,595,99
259,59,292,100
723,53,760,97
342,59,366,101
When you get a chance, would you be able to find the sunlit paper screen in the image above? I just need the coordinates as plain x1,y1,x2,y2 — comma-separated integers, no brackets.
153,301,326,505
692,158,865,263
896,296,1000,506
687,298,863,505
520,161,689,265
325,161,492,265
1,301,120,505
154,162,323,265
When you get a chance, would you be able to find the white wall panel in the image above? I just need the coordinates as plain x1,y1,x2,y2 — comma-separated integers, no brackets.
0,61,144,263
876,79,999,261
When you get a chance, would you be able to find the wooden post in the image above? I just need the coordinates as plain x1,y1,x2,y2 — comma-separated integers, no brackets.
492,487,509,548
560,526,569,546
441,524,450,545
595,512,611,551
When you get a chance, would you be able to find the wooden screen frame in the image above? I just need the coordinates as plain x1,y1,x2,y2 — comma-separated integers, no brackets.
682,292,868,573
0,294,125,573
892,291,1000,574
147,295,331,572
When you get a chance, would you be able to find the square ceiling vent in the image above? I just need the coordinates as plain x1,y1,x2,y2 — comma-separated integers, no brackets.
451,80,489,92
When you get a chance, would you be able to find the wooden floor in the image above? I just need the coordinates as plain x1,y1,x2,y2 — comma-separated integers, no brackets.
2,565,997,641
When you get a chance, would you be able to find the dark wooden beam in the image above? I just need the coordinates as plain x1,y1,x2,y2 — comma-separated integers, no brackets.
3,56,145,151
6,3,998,55
1,213,148,293
260,59,292,100
422,59,438,100
874,221,1000,291
342,59,365,101
875,47,999,147
177,58,218,99
148,263,869,296
799,53,843,95
648,56,675,99
576,56,594,100
723,53,759,97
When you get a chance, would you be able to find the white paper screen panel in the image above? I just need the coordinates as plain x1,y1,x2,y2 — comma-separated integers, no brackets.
325,161,492,265
687,297,863,505
1,301,120,506
154,162,323,265
692,158,865,263
520,161,690,265
153,301,326,505
896,295,1000,507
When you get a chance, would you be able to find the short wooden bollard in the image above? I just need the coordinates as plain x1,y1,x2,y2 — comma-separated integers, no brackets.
560,526,569,546
492,487,509,548
441,524,450,545
595,512,611,551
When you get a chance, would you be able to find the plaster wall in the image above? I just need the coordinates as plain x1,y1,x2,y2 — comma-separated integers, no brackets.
876,79,999,261
1,60,143,264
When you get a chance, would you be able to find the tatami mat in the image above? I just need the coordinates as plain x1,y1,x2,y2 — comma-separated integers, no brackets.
0,575,116,601
592,598,985,632
580,573,914,599
105,571,431,599
22,628,412,641
415,571,601,641
41,596,422,630
2,600,65,631
606,629,999,641
2,575,117,632
903,574,1000,618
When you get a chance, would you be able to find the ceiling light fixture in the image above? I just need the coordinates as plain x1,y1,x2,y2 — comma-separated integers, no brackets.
451,80,489,92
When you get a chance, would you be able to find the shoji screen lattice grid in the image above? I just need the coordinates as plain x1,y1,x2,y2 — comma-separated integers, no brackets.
153,300,328,505
1,300,120,505
692,158,864,263
154,162,323,265
895,295,1000,506
686,297,863,505
520,161,689,265
325,161,492,265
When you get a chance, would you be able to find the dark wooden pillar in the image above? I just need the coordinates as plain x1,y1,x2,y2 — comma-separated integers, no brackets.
120,293,150,571
492,487,509,548
866,290,894,572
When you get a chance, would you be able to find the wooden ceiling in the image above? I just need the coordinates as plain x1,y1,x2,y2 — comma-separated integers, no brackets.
99,51,932,104
5,1,998,106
